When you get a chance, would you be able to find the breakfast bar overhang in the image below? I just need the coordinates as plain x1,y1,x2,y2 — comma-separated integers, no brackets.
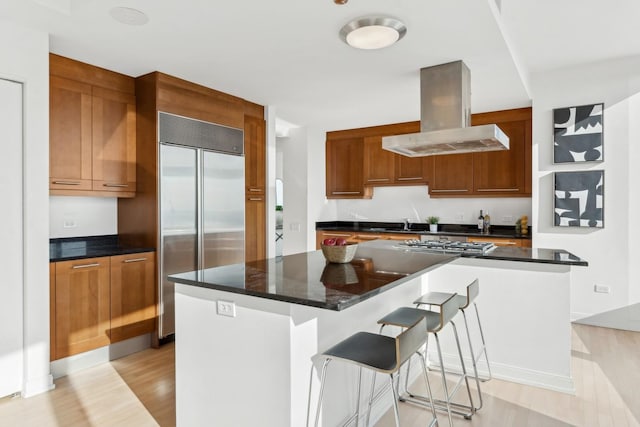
169,240,587,427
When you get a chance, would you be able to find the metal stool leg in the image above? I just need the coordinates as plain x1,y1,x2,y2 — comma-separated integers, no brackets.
314,359,331,427
474,302,493,381
451,320,475,417
389,374,401,427
365,372,376,427
355,367,362,427
461,308,483,410
434,333,454,427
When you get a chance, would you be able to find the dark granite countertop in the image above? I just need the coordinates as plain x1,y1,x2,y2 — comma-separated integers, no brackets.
316,221,532,239
50,235,155,262
169,241,458,311
169,240,587,311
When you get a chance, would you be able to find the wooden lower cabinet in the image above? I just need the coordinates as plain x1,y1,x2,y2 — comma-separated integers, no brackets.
467,236,531,247
53,257,111,360
51,252,157,361
110,252,156,343
316,230,418,249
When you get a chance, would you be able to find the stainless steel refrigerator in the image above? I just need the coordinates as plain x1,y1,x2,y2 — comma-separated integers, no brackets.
158,112,245,339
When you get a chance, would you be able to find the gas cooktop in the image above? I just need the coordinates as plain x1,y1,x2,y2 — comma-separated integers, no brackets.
395,239,496,255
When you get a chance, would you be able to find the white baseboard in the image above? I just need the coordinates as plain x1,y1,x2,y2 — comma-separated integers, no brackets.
50,334,151,379
431,352,575,395
23,374,55,398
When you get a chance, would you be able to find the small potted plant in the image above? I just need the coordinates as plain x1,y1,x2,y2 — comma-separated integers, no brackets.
426,216,439,232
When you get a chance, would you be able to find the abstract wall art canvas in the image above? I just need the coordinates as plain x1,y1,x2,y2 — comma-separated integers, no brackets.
553,103,603,163
554,170,604,228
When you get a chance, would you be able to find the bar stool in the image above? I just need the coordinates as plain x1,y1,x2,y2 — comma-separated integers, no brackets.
376,293,475,426
413,278,492,411
311,317,437,427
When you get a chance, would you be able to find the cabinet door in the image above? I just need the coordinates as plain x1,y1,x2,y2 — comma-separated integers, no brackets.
110,252,156,343
472,107,532,196
473,120,526,195
244,115,266,195
50,263,56,361
54,257,111,360
246,195,266,262
363,136,394,186
49,76,93,191
395,156,431,185
92,87,136,195
326,137,370,198
429,153,474,196
467,236,522,247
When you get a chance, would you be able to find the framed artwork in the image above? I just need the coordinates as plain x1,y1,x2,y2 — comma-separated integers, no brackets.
554,170,604,228
553,103,603,163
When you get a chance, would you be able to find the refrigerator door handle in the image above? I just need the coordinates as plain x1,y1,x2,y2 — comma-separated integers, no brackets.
196,149,204,271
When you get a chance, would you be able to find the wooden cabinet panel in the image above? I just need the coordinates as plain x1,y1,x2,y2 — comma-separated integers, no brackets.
326,137,371,199
316,231,357,249
53,257,111,360
395,156,431,184
50,55,136,198
244,114,266,194
110,252,156,343
92,87,136,194
472,107,531,196
429,153,474,195
363,136,394,185
467,236,524,247
316,230,417,248
50,263,56,361
49,76,93,191
246,195,266,262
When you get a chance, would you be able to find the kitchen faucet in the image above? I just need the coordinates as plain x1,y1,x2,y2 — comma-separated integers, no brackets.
403,218,410,231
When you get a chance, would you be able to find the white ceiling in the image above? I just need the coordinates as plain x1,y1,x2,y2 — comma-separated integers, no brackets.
1,0,639,132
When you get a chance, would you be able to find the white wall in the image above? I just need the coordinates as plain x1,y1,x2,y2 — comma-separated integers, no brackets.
531,56,640,319
49,196,118,238
331,186,532,226
0,20,53,397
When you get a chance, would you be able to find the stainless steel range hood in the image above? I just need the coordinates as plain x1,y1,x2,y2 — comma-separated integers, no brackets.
382,61,509,157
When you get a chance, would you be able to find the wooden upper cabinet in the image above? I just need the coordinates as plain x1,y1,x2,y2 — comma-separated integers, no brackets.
49,76,93,191
92,87,136,194
363,136,394,185
429,153,474,195
326,137,371,199
49,54,136,197
53,257,111,360
395,156,431,184
110,252,156,343
244,114,266,194
471,107,532,196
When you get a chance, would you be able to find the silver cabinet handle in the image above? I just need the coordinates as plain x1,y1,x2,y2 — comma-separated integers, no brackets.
430,189,469,193
477,188,520,192
124,257,147,263
323,233,351,237
72,263,100,269
366,178,390,182
248,197,263,201
52,181,80,185
331,191,361,195
248,188,263,192
357,235,381,239
396,177,423,181
103,183,128,188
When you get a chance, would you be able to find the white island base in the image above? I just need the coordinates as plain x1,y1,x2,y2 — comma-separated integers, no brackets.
174,259,573,427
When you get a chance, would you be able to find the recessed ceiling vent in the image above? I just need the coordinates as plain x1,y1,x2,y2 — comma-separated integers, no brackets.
382,61,509,157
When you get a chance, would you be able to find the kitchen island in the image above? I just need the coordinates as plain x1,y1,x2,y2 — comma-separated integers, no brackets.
169,240,586,427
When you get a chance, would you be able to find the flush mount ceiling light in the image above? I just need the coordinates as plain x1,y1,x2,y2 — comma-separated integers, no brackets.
109,7,149,25
339,16,407,50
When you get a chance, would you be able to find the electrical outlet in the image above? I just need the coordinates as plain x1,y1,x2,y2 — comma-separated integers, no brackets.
217,300,236,317
455,213,464,221
290,222,301,232
502,215,514,223
63,219,77,228
594,284,610,294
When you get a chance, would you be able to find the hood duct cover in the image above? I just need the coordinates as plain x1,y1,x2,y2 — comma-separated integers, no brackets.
382,61,509,157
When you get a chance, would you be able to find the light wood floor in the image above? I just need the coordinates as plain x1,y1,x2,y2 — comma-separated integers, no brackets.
0,324,638,426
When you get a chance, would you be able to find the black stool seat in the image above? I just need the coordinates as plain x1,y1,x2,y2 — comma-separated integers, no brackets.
323,332,397,372
377,307,442,332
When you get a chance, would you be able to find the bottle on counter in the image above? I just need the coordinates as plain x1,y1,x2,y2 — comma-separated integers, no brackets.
477,210,484,232
483,211,491,234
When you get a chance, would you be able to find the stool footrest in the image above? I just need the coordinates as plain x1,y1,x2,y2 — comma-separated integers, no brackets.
401,394,474,419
